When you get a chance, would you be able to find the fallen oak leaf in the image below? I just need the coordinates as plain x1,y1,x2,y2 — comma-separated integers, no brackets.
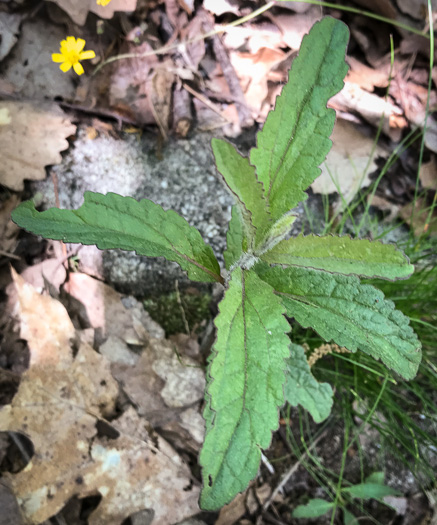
0,101,76,191
46,0,138,26
1,270,199,524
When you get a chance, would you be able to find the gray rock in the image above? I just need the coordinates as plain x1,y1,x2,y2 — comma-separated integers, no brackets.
34,127,234,296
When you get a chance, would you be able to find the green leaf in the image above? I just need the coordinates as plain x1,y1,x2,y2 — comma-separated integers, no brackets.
261,234,414,280
365,471,385,485
199,268,290,510
292,499,334,518
11,192,222,283
342,483,399,500
285,343,333,422
256,264,421,380
213,138,270,247
250,17,349,221
343,508,359,525
224,205,245,269
256,213,297,255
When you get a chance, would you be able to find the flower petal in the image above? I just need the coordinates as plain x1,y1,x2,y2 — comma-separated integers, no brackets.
79,50,96,60
76,38,86,53
61,36,76,49
73,62,84,75
60,62,72,72
52,53,65,63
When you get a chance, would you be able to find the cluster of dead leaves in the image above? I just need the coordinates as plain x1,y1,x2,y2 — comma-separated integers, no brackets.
1,266,208,524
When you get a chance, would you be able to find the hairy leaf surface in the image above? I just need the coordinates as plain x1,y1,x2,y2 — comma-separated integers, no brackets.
11,192,222,283
285,344,333,422
199,268,290,510
250,17,349,221
261,234,414,280
256,265,421,380
224,205,245,270
213,138,270,246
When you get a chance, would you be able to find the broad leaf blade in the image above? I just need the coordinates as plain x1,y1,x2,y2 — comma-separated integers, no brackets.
200,268,290,510
12,192,222,283
261,234,414,280
285,344,333,423
256,265,421,380
224,205,244,270
292,499,334,518
213,138,270,246
212,138,269,228
250,17,349,220
343,509,359,525
342,483,399,500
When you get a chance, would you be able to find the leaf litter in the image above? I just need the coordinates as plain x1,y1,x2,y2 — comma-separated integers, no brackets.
1,269,201,523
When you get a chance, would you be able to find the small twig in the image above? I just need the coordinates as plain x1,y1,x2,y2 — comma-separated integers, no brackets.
8,432,32,463
182,83,233,122
0,250,20,260
262,428,329,512
93,2,275,74
261,452,276,475
58,101,139,128
198,8,253,127
175,279,190,335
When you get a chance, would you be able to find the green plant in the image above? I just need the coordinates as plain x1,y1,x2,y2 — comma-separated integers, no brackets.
11,17,421,510
292,471,399,524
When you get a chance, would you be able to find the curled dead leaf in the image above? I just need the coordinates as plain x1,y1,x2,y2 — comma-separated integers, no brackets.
0,101,76,191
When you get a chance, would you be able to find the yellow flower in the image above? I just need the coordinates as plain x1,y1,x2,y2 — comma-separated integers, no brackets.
96,0,112,5
52,37,96,75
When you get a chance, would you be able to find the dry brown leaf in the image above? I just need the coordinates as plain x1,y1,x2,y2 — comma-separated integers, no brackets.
400,197,437,237
330,81,407,141
222,22,283,55
1,271,199,524
20,259,67,294
230,47,287,118
346,56,389,91
182,14,206,69
311,119,385,213
390,78,437,127
0,101,76,191
178,0,194,14
63,272,164,346
203,0,240,16
368,194,401,223
352,0,398,19
396,0,437,20
270,7,321,50
150,67,175,140
46,0,138,26
85,407,200,525
109,38,158,126
215,491,247,525
2,20,78,99
113,337,205,424
0,194,20,255
11,268,75,367
419,156,437,190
